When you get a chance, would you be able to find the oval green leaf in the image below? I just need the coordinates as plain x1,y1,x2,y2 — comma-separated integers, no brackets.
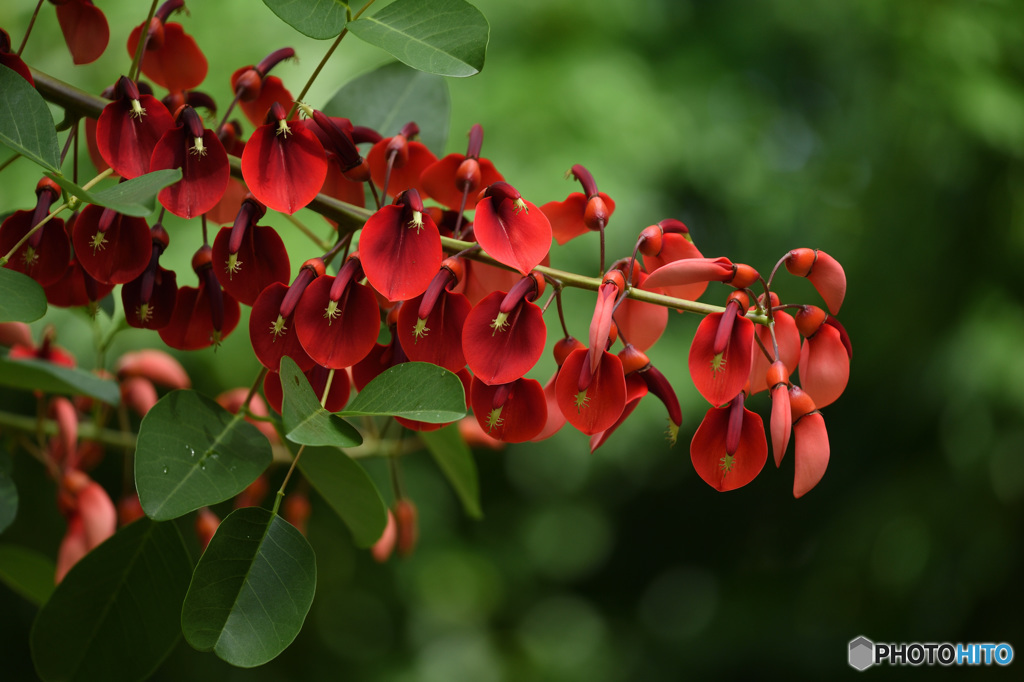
420,425,481,519
0,544,56,606
324,61,450,156
297,445,387,547
45,168,183,218
135,390,273,521
0,65,60,172
0,267,47,323
341,361,466,423
280,356,362,448
0,356,120,404
348,0,489,78
181,507,316,668
0,452,16,533
263,0,349,39
30,518,193,682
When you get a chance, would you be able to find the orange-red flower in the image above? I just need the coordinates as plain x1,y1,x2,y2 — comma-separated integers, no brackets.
690,392,766,491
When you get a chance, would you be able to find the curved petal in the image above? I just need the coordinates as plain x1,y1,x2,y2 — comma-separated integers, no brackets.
359,204,442,302
613,270,667,351
589,372,648,452
249,282,315,372
793,412,829,498
127,22,207,92
689,311,754,407
747,309,800,395
470,376,546,443
0,210,70,287
241,120,327,215
798,325,849,408
72,206,151,285
293,275,381,369
42,258,115,309
806,250,846,314
473,196,551,276
462,291,546,385
96,95,174,179
58,0,109,65
690,403,767,491
420,155,503,210
122,266,178,329
555,348,626,436
238,75,294,128
769,384,792,467
212,223,290,306
397,288,470,372
152,128,230,219
368,139,437,198
158,285,240,351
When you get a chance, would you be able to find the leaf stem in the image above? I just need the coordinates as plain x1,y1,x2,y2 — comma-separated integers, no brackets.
16,0,45,56
273,444,305,515
128,0,161,83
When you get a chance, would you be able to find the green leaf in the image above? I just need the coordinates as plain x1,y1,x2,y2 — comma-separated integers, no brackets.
324,61,450,156
342,361,466,423
0,65,60,172
0,544,54,606
0,268,47,323
135,390,273,521
0,356,120,405
263,0,349,39
298,446,387,547
420,425,481,519
181,507,316,668
0,451,16,533
45,169,183,217
349,0,489,78
30,519,193,682
280,356,362,448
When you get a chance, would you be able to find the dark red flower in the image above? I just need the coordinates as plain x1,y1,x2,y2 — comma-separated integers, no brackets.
95,76,175,179
470,376,546,443
472,181,551,276
359,189,442,302
688,292,754,407
158,246,240,350
42,256,115,312
230,48,296,126
249,278,316,373
367,122,438,199
56,0,109,65
0,29,35,84
72,204,152,285
211,197,290,306
540,165,614,245
462,275,546,385
420,124,503,212
121,224,178,329
0,179,70,287
127,2,207,92
293,257,381,370
396,258,471,373
690,392,767,492
150,105,230,219
241,102,327,215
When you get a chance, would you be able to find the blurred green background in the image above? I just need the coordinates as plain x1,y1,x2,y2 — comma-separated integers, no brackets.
3,0,1024,678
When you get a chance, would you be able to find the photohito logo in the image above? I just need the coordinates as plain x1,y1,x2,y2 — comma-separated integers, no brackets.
848,636,1014,670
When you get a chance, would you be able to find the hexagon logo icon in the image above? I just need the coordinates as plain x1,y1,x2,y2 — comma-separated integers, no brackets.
849,636,874,671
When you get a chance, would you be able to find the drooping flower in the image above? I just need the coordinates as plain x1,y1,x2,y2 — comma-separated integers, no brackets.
211,196,290,306
367,122,438,199
0,178,70,287
396,258,471,373
473,182,552,276
794,305,851,408
690,391,767,492
788,385,830,498
530,336,586,442
121,223,178,329
766,360,792,467
746,293,800,395
540,164,615,245
359,189,442,302
241,102,328,215
55,0,109,65
470,376,547,443
462,274,547,385
72,203,152,285
95,76,175,179
126,0,208,92
783,248,847,314
150,105,230,219
606,259,667,352
554,346,626,436
420,124,503,214
248,260,323,373
688,291,754,407
230,47,296,127
158,246,240,350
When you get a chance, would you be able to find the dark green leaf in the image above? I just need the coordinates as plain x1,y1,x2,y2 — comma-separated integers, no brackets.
342,361,466,423
298,446,387,547
0,65,60,172
324,61,450,156
0,267,47,323
0,544,55,606
181,507,316,668
420,425,481,518
30,519,193,682
45,169,183,218
0,451,16,533
0,356,120,405
280,356,362,448
135,390,273,521
263,0,349,39
349,0,489,77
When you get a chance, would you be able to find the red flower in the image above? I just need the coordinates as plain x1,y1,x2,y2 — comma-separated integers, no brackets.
470,376,546,443
788,385,830,498
746,293,800,395
462,275,547,385
249,262,323,373
241,102,327,215
783,248,847,314
420,124,503,212
211,197,290,306
121,224,178,329
359,189,442,302
688,292,754,407
367,122,438,199
473,182,551,276
555,347,626,436
794,305,851,408
127,1,208,92
396,259,471,373
72,204,152,285
95,76,175,179
42,256,115,312
0,29,35,84
158,246,240,350
766,360,792,467
55,471,116,582
690,392,767,492
0,179,69,287
607,264,667,352
150,105,230,219
230,48,296,127
56,0,109,65
637,220,708,302
293,257,381,370
540,164,614,245
643,254,759,301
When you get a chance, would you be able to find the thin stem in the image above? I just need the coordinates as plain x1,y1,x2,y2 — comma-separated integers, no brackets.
128,0,161,83
216,93,242,136
273,444,305,515
453,188,470,239
539,289,557,314
320,369,336,409
0,154,22,174
598,224,606,276
59,119,78,166
553,284,571,338
201,214,209,246
16,0,45,56
242,367,269,412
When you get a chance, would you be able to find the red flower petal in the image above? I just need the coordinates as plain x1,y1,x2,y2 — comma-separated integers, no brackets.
747,308,800,395
473,195,551,276
470,376,546,443
127,22,208,92
367,138,437,199
769,383,792,467
420,154,503,210
689,310,754,407
151,128,230,219
237,75,294,128
613,270,667,352
359,204,442,302
96,95,174,179
241,120,327,215
589,372,648,452
57,0,109,65
641,234,709,302
0,210,70,287
396,288,470,373
293,274,380,369
793,412,829,498
541,192,616,246
122,265,178,330
212,223,290,306
72,205,152,285
462,291,546,385
158,284,240,351
798,324,849,408
249,282,316,372
555,348,626,436
42,257,115,309
690,402,767,491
